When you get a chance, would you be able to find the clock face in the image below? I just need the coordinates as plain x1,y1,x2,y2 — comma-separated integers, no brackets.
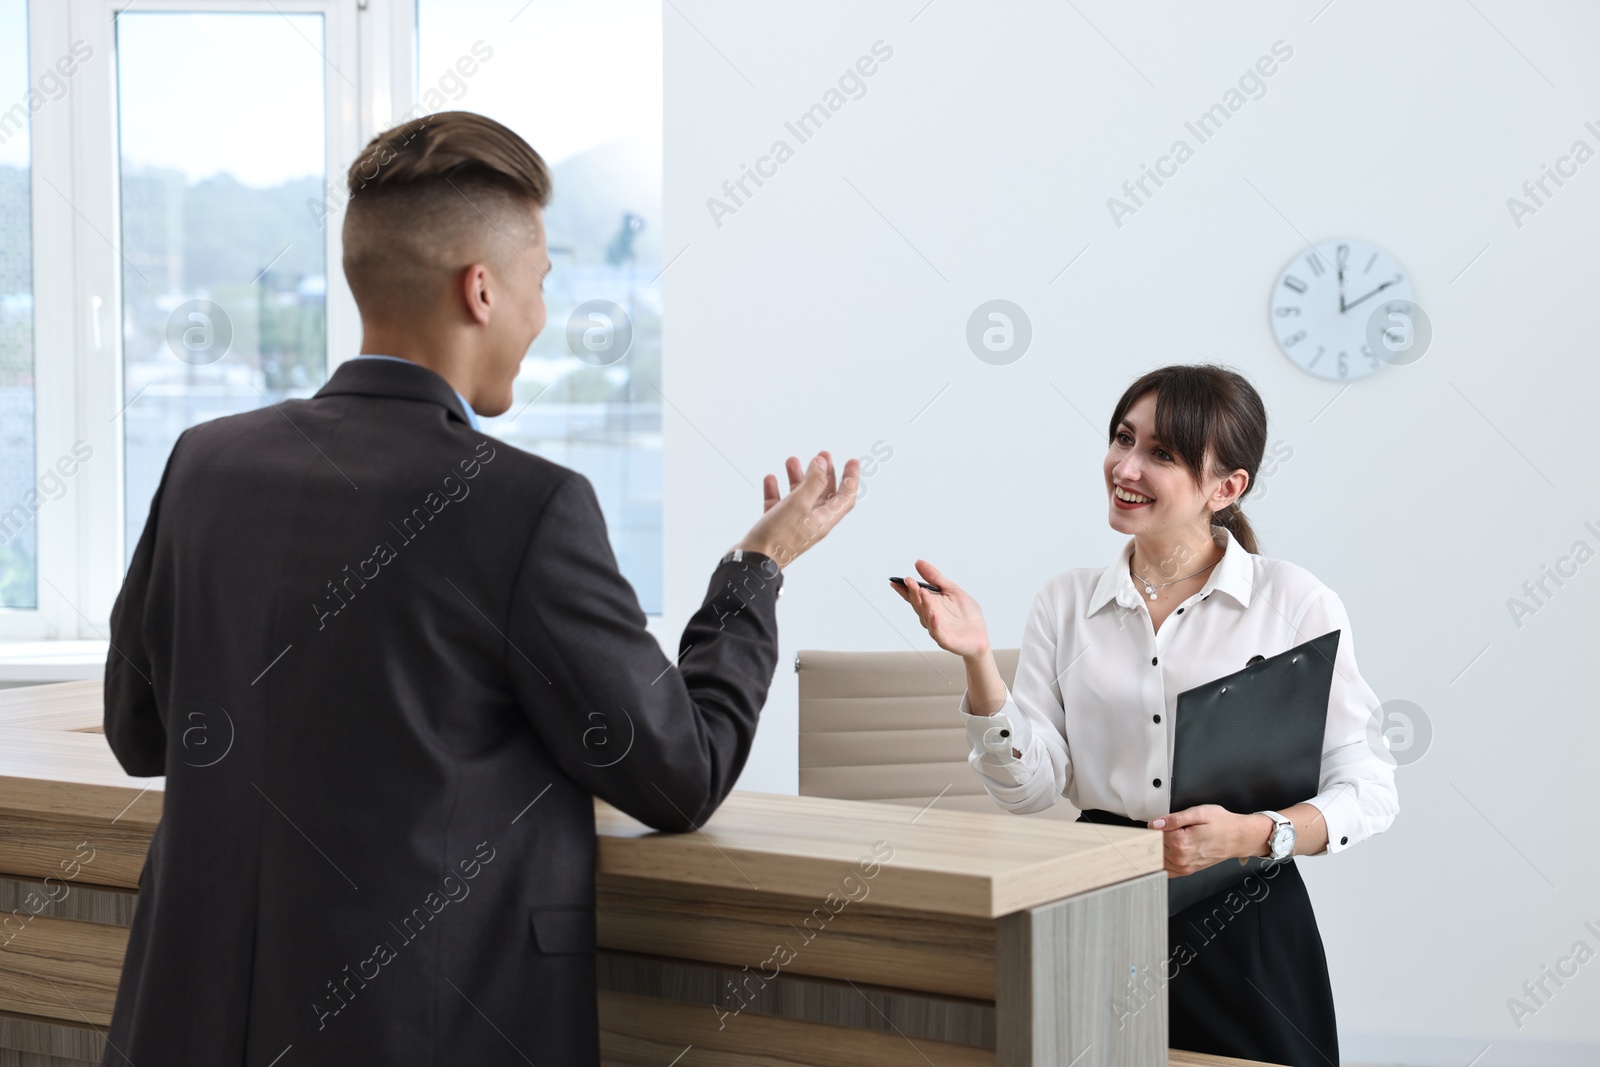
1270,239,1413,381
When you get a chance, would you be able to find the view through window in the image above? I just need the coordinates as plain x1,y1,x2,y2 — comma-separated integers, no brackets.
117,11,328,561
0,0,36,608
418,0,663,612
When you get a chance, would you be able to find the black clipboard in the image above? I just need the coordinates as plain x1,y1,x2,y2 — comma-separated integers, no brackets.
1165,628,1339,916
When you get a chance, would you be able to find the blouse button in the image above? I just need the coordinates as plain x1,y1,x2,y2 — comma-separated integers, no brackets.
1176,608,1184,614
1151,656,1158,666
1152,777,1162,788
1340,836,1348,846
1152,714,1161,723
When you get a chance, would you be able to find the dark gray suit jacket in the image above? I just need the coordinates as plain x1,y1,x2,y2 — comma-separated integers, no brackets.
102,357,783,1065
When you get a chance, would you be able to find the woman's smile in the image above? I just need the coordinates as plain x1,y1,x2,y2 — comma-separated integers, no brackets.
1113,484,1154,509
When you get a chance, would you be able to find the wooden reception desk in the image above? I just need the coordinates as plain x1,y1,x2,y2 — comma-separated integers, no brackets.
0,681,1277,1067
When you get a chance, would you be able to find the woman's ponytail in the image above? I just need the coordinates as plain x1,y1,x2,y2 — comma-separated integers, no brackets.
1212,500,1258,555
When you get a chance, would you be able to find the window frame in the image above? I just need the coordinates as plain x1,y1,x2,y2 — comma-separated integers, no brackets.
1,0,404,640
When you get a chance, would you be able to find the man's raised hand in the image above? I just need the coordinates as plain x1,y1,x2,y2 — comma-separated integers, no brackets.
735,450,860,568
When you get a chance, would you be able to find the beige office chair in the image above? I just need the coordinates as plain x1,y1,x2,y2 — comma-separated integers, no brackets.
796,648,1080,822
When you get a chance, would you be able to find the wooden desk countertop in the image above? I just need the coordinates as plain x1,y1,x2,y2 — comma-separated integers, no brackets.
0,680,1161,918
0,682,1284,1066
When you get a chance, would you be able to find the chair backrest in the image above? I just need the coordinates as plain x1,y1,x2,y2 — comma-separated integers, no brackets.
796,648,1079,821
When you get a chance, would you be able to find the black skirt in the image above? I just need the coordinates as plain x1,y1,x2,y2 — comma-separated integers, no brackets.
1078,809,1339,1067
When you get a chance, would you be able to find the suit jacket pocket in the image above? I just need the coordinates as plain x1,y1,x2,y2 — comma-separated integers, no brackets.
529,906,597,955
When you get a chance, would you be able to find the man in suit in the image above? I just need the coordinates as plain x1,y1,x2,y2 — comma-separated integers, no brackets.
102,110,858,1065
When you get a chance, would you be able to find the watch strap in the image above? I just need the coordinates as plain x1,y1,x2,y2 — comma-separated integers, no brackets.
1255,809,1293,859
718,548,784,597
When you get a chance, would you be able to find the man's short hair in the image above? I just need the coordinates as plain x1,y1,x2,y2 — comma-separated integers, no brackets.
342,110,552,320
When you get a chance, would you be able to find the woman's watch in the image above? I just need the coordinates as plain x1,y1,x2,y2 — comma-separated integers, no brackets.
1255,809,1296,861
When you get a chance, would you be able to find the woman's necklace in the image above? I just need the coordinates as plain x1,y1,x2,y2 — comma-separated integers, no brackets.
1129,556,1219,600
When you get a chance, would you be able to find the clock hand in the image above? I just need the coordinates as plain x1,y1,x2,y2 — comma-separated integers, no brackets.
1342,276,1401,313
1338,265,1346,314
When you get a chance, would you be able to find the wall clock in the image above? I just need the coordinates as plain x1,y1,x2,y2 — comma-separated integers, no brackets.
1270,239,1413,381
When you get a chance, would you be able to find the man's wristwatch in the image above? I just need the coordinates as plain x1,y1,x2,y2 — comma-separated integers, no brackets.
721,547,777,567
1255,810,1295,862
720,548,783,595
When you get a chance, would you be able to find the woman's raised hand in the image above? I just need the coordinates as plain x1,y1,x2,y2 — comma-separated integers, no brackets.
889,560,990,661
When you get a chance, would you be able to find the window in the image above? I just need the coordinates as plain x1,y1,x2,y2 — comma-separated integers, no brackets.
418,0,664,613
0,0,661,641
0,0,36,608
116,11,330,559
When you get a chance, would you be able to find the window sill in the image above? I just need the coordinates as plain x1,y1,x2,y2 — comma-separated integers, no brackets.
0,642,109,685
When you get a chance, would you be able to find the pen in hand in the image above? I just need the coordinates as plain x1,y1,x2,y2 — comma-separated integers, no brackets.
888,576,942,593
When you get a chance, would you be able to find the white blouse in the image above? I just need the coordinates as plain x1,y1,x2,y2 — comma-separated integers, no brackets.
959,524,1399,855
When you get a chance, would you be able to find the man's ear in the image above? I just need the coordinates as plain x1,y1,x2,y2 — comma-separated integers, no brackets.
460,262,493,326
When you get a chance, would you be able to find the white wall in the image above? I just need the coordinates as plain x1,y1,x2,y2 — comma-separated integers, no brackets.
656,0,1600,1060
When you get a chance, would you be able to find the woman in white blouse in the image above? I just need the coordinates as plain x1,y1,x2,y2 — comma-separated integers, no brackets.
891,364,1397,1067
